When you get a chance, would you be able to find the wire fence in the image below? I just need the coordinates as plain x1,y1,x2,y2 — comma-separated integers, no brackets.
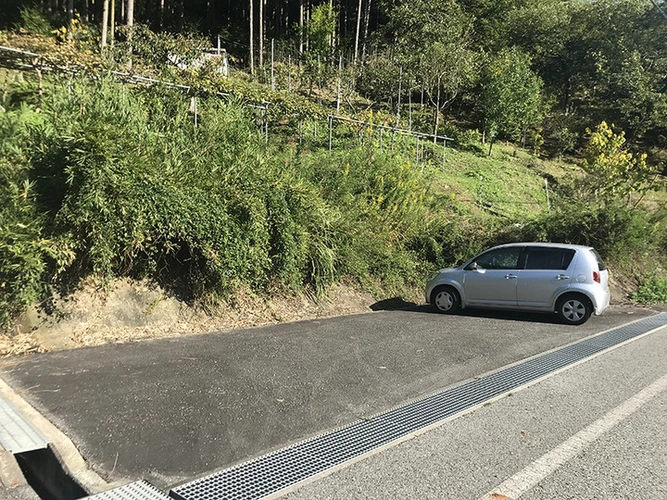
0,44,452,162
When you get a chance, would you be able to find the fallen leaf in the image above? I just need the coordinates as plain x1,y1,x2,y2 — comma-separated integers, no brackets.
490,493,512,500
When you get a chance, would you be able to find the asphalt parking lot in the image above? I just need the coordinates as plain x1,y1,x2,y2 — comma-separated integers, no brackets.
0,305,656,490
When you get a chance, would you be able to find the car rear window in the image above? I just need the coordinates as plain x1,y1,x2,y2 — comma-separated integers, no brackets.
590,249,607,270
524,248,575,270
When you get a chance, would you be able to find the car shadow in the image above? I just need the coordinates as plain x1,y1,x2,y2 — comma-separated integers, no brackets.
369,297,419,311
370,297,561,324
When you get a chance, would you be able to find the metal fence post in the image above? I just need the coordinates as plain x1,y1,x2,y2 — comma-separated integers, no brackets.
271,39,275,91
336,55,342,112
479,175,484,205
395,66,402,127
415,135,419,163
329,115,333,152
545,178,551,212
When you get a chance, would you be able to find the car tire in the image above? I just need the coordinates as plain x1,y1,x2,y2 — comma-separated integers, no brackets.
556,293,592,325
431,286,461,314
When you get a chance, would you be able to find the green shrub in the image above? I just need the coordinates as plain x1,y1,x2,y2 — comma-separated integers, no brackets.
5,72,662,327
440,124,484,154
0,104,58,326
632,275,667,304
7,75,448,311
507,202,657,262
15,6,52,35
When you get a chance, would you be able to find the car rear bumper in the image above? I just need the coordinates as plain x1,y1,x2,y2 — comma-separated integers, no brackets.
593,290,611,315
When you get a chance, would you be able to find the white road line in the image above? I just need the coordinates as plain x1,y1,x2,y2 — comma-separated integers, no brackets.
479,372,667,500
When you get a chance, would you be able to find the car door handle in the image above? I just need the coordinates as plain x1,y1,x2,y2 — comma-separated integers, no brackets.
505,274,518,279
556,274,570,280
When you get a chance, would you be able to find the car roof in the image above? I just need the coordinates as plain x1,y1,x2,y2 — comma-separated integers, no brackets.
490,242,594,251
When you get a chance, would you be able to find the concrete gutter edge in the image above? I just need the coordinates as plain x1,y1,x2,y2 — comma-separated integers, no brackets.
0,448,28,490
0,378,112,495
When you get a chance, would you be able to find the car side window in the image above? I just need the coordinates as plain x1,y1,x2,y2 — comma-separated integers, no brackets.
474,248,522,270
525,248,575,270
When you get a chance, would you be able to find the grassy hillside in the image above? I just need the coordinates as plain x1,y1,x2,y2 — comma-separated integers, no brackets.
1,62,666,329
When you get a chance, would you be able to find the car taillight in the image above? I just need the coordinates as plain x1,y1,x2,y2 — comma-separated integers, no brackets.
593,271,600,283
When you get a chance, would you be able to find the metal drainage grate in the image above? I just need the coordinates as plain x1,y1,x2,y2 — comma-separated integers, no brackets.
0,398,49,454
84,480,172,500
171,313,667,500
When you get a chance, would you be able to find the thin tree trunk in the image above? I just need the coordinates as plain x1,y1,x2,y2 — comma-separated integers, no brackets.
67,0,74,39
354,0,362,63
109,0,115,45
250,0,255,74
177,0,184,31
329,0,334,48
259,0,264,67
126,0,134,68
159,0,165,29
126,0,133,29
81,0,88,23
100,0,109,50
299,0,303,57
361,0,371,62
305,0,310,52
207,0,216,33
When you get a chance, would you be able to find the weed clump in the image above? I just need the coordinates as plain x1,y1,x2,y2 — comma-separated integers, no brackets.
0,75,459,325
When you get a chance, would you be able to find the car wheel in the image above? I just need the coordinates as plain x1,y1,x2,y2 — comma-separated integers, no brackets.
556,293,592,325
431,286,461,314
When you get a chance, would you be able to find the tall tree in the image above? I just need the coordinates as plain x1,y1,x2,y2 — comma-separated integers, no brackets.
250,0,255,73
480,48,544,155
354,0,362,63
299,0,304,56
109,0,115,45
67,0,74,28
100,0,109,50
389,0,478,130
126,0,133,66
125,0,133,27
361,0,371,61
259,0,264,67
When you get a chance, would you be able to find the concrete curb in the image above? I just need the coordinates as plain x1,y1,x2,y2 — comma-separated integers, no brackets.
0,448,27,489
0,378,111,495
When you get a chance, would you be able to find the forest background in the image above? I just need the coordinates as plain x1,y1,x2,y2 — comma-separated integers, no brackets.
1,0,667,340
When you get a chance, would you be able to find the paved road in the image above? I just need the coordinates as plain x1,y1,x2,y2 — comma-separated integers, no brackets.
0,306,655,491
285,316,667,500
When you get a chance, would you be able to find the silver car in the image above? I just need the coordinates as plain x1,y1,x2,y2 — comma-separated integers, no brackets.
425,243,610,325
